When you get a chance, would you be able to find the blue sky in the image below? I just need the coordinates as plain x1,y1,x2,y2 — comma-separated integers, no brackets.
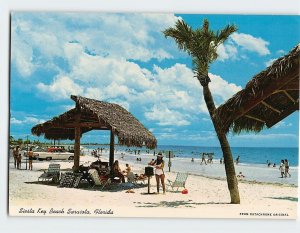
10,13,299,147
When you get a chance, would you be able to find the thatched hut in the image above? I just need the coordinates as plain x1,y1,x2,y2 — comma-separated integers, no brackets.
32,95,157,169
215,44,299,134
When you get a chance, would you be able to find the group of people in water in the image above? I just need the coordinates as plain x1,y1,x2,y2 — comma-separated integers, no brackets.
192,153,241,166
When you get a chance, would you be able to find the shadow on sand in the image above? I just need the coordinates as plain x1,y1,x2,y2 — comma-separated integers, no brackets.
265,196,298,202
24,180,147,192
134,200,228,208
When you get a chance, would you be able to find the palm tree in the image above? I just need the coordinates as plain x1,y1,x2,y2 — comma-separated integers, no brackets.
9,135,14,144
163,19,240,204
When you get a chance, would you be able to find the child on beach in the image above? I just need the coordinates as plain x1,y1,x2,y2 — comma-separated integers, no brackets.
279,160,285,178
13,146,20,168
237,172,245,179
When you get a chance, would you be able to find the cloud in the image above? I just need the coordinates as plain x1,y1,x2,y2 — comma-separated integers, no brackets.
273,121,292,129
265,58,277,67
145,106,191,126
208,73,242,105
277,49,285,55
217,43,238,61
35,44,241,126
12,12,242,128
11,116,45,125
11,117,23,124
37,75,84,100
230,32,270,56
235,133,297,140
11,12,181,78
217,32,271,61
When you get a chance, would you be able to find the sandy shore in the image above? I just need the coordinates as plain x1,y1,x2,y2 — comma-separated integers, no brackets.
8,152,298,219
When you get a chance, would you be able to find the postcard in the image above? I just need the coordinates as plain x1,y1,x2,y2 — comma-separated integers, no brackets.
9,12,299,219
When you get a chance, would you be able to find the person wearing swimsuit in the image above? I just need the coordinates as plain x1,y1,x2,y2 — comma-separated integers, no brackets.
149,152,166,194
28,147,34,170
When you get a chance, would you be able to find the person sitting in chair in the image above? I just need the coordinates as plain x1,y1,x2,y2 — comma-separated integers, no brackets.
123,163,131,176
112,160,125,183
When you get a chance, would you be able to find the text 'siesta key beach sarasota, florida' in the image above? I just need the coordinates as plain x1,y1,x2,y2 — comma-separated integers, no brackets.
9,12,299,219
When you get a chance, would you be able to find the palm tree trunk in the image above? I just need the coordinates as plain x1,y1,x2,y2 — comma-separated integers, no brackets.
203,85,240,204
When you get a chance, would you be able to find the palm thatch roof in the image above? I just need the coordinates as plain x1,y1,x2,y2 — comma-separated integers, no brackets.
32,95,157,149
215,43,299,134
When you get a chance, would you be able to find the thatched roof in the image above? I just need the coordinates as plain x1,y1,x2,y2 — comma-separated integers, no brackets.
32,95,157,149
215,43,299,134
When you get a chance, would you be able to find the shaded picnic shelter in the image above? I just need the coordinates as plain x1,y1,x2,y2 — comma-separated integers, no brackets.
32,95,157,170
215,44,299,133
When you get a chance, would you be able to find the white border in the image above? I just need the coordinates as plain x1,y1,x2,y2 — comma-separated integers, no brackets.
0,0,299,232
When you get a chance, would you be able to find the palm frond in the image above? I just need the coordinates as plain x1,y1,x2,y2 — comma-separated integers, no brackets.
164,18,237,77
163,20,193,53
215,24,237,45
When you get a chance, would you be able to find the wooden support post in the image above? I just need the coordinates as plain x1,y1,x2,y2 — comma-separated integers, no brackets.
109,130,115,168
244,114,265,123
283,90,296,103
168,151,171,172
74,126,81,171
261,101,281,114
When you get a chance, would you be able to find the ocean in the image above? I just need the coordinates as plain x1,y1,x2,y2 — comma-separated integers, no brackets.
85,145,299,167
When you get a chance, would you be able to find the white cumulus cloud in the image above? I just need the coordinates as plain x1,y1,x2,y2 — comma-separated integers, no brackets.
11,116,45,125
230,32,270,56
37,76,83,100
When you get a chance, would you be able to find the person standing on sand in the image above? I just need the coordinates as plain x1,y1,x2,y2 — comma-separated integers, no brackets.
28,147,34,170
235,155,240,165
149,152,166,194
13,146,19,168
200,153,207,165
17,151,22,169
284,159,291,178
279,160,285,178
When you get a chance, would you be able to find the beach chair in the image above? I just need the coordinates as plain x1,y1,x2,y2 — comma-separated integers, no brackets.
127,172,136,184
127,172,145,185
166,173,188,191
38,164,61,183
88,169,111,190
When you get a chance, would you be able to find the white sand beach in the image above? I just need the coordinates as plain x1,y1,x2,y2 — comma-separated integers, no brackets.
8,150,298,219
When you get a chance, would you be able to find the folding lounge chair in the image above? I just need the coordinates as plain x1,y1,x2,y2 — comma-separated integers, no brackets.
126,172,139,185
88,169,111,190
126,172,135,183
38,164,61,183
166,173,188,191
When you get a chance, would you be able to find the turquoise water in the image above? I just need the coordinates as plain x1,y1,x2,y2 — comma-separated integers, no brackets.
85,145,299,167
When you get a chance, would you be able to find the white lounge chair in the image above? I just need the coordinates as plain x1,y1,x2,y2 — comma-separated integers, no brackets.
38,164,61,183
166,173,189,191
88,169,111,190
